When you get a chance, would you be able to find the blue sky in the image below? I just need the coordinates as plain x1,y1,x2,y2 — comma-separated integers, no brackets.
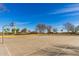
0,3,79,31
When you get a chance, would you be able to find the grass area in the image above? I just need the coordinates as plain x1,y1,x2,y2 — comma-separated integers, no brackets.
0,35,16,38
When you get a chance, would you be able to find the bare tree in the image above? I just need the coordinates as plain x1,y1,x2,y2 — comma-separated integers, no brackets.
64,22,75,33
61,29,63,32
75,25,79,33
36,24,47,33
21,28,27,33
53,28,58,33
46,25,52,33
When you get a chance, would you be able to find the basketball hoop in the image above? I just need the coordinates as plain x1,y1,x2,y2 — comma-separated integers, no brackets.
2,22,15,44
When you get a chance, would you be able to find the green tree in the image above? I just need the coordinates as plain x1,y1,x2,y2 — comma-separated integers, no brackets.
3,28,10,34
12,28,20,34
12,28,16,34
16,28,20,33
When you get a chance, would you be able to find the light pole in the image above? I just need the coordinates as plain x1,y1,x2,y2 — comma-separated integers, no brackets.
2,26,4,44
2,25,9,44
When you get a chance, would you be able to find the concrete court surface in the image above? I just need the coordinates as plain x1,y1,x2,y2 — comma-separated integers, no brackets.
0,35,79,56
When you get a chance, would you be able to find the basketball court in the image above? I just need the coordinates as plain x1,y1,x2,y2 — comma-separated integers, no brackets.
0,35,79,56
0,36,16,56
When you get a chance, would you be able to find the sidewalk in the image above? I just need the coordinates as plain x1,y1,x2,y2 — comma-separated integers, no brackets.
0,44,11,56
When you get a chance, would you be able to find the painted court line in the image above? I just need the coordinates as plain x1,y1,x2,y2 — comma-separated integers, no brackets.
4,44,11,56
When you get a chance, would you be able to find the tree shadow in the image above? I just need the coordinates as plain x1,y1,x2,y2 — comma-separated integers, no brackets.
29,44,79,56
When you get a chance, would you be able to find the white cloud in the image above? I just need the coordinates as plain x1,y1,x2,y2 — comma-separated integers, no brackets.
62,12,79,16
50,4,79,14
